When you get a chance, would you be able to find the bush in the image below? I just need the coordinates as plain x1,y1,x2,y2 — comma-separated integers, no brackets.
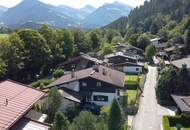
126,84,139,90
162,115,190,130
53,68,64,79
69,111,97,130
122,92,128,108
65,105,80,122
163,116,171,130
168,115,190,127
30,78,54,88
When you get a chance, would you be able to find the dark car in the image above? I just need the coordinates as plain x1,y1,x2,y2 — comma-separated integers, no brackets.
81,102,100,115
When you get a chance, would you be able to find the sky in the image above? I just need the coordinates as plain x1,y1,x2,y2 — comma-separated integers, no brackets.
0,0,146,8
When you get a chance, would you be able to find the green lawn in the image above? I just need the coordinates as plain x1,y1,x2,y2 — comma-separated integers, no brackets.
124,75,139,85
0,34,9,38
171,127,190,130
127,90,138,105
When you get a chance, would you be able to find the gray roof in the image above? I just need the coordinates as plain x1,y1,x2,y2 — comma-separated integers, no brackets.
171,56,190,69
62,54,103,66
105,52,137,60
126,44,144,52
171,95,190,114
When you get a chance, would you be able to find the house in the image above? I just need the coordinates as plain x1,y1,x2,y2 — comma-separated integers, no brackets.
116,62,144,74
105,52,137,64
0,80,49,130
104,52,144,73
61,54,103,71
47,65,125,106
114,43,144,61
125,44,144,61
164,44,185,53
150,38,161,46
114,43,127,52
171,95,190,115
171,56,190,71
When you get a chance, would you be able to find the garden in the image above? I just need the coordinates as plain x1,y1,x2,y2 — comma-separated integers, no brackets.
124,74,146,115
163,115,190,130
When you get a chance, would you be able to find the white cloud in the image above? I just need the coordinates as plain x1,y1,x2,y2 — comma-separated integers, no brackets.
0,0,145,8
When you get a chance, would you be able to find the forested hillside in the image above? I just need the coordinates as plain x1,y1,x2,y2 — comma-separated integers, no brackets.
128,0,190,33
104,17,128,36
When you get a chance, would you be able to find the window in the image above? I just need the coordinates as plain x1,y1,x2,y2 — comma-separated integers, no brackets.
93,95,108,102
82,82,87,87
136,68,139,71
96,82,102,87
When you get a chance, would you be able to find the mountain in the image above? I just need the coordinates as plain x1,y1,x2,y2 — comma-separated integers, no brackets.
82,1,133,28
104,16,128,30
0,0,77,28
80,5,96,14
56,5,93,21
0,5,8,17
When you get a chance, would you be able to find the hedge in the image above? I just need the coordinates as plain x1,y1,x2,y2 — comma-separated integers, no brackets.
163,116,171,130
163,115,190,130
30,78,54,88
168,115,190,127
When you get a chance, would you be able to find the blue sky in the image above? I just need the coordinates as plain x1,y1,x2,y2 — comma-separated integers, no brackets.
0,0,146,8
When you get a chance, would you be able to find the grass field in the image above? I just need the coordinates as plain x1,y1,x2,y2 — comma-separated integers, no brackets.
125,75,139,85
0,34,9,38
127,90,138,105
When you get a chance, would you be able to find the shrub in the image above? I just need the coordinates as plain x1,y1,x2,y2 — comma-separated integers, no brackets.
163,115,190,130
163,116,171,130
69,111,97,130
108,99,124,130
52,112,70,130
30,78,54,88
53,68,64,79
122,92,128,108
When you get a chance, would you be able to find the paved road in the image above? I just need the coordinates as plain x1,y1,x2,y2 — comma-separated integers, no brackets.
133,66,172,130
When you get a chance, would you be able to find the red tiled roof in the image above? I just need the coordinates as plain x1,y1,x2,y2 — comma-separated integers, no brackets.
0,80,44,130
48,65,125,88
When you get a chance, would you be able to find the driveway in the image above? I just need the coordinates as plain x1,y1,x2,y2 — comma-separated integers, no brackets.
132,66,174,130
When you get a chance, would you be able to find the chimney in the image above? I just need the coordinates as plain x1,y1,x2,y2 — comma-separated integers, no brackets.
93,64,99,72
5,98,8,106
102,68,107,75
71,69,75,78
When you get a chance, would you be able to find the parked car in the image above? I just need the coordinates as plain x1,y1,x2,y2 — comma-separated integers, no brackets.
81,102,100,115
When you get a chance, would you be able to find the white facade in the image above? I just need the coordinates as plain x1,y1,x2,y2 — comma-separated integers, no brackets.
123,66,142,73
91,91,120,106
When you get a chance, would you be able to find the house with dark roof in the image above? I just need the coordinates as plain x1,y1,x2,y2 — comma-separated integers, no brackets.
171,95,190,115
114,43,144,61
150,37,166,48
105,52,144,73
125,44,144,60
47,65,125,106
0,80,49,130
61,54,103,71
171,56,190,71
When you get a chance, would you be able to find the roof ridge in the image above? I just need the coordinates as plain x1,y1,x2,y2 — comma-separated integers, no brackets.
2,79,44,93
